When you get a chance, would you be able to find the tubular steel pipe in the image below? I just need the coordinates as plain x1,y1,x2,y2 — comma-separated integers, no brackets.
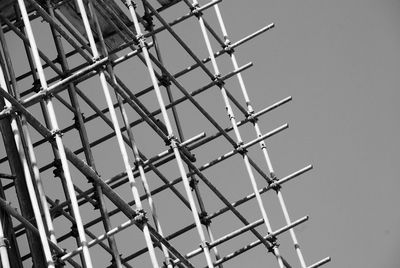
0,197,81,268
16,0,94,266
0,1,328,267
0,1,270,120
210,3,330,267
0,85,195,268
4,11,274,266
175,216,309,264
1,63,55,268
50,111,284,222
73,0,160,266
63,163,312,263
47,0,121,268
191,9,286,265
0,201,10,268
0,20,47,268
125,1,215,266
205,216,310,268
0,17,59,250
123,124,289,262
306,257,331,268
89,0,172,265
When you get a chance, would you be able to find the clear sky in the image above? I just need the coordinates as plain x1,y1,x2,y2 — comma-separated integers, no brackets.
220,0,400,267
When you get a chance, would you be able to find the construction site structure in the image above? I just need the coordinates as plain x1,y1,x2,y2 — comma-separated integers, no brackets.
0,0,330,267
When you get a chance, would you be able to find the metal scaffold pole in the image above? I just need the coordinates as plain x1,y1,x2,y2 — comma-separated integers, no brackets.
0,0,330,267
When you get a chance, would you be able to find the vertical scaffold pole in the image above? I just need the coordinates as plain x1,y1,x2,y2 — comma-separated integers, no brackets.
72,0,160,267
141,2,223,266
187,1,286,267
0,17,59,249
87,0,173,266
0,211,10,268
45,1,124,266
16,0,94,267
0,60,54,267
0,1,331,267
124,1,215,267
212,4,307,267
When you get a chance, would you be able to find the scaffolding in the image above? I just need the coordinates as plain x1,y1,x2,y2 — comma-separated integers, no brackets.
0,0,330,267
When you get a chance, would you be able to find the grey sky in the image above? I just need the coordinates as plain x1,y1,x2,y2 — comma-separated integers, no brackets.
222,0,400,267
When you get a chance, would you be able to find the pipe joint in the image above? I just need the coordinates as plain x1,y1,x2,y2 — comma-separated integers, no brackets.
52,158,63,178
159,74,171,87
246,110,258,124
223,39,235,55
191,3,203,18
162,257,174,268
166,134,178,146
72,113,84,130
133,157,144,171
50,199,63,218
199,211,211,226
143,13,154,31
43,90,54,100
53,251,66,267
235,142,247,155
199,240,210,250
50,128,63,139
269,180,281,193
189,177,199,190
213,74,225,87
0,237,9,248
133,209,148,226
70,224,79,238
32,79,41,93
125,0,137,9
90,190,100,210
266,233,279,252
136,34,148,49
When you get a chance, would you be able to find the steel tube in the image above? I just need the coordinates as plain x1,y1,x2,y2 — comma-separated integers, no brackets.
16,1,94,266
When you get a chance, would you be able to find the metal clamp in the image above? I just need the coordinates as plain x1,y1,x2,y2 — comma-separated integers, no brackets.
134,209,148,226
269,173,281,192
136,34,148,49
143,12,154,31
159,74,171,87
70,224,79,238
166,134,178,147
52,158,63,178
125,0,137,9
223,39,235,55
246,110,258,124
162,257,173,268
189,177,199,190
50,199,63,218
48,129,63,143
266,233,279,252
199,211,211,226
235,142,247,155
213,74,225,87
0,238,9,248
72,113,85,130
32,79,41,93
43,89,54,100
191,3,203,18
53,250,66,267
199,240,210,250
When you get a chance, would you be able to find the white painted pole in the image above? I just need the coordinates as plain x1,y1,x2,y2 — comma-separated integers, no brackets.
124,1,215,267
0,63,54,268
73,0,160,266
16,0,93,266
